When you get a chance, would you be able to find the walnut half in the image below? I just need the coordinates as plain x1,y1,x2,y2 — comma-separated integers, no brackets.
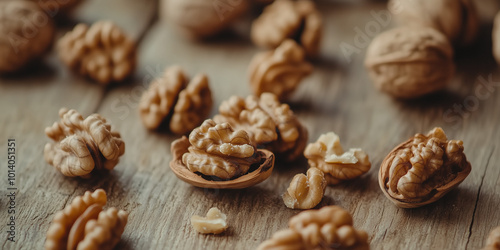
379,127,472,208
282,168,326,209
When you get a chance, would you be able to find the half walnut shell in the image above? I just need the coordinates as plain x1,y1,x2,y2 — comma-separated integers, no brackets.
379,127,471,208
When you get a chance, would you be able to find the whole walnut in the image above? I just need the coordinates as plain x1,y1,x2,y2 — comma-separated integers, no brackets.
365,26,455,99
493,11,500,65
389,0,478,47
0,1,54,73
379,127,471,208
160,0,249,38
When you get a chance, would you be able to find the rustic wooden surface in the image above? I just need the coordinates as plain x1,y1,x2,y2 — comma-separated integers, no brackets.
1,0,500,249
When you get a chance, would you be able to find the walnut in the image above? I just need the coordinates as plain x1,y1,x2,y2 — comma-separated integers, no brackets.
214,92,307,161
160,0,249,38
483,227,500,250
365,26,455,99
282,168,326,209
379,127,472,208
57,21,136,84
493,11,500,65
251,0,322,56
258,206,369,250
0,1,54,73
191,207,228,234
45,189,128,250
139,66,213,135
304,132,371,185
389,0,478,47
44,108,125,178
248,39,313,101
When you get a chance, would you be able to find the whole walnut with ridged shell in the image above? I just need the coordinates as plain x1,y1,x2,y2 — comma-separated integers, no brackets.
44,108,125,178
379,127,471,208
365,26,454,99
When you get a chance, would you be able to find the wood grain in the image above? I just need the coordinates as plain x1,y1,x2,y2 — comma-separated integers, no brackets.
1,0,499,249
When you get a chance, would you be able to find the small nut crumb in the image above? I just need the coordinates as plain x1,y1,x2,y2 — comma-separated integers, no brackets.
282,168,326,209
483,227,500,250
258,206,369,250
379,127,472,208
44,108,125,178
45,189,129,250
0,1,54,73
139,66,213,135
191,207,228,234
304,132,371,185
58,21,137,84
248,39,313,101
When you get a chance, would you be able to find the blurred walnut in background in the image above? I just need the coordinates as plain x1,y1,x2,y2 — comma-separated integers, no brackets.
31,0,82,14
0,1,54,73
483,227,500,250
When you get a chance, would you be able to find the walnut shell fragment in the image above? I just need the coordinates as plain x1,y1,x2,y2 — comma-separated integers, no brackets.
45,189,129,250
251,0,322,56
214,92,308,161
365,26,455,99
249,39,313,101
0,1,55,73
139,66,213,135
44,108,125,178
191,207,228,234
283,167,326,209
258,206,369,250
483,226,500,250
379,127,471,208
304,132,371,185
58,21,136,84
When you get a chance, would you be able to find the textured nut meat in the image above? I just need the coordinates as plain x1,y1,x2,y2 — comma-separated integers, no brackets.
365,27,454,99
44,108,125,178
379,127,472,208
58,21,136,84
304,132,371,185
139,66,213,135
258,206,369,250
493,11,500,65
483,227,500,250
251,0,322,56
249,39,313,101
182,119,261,180
282,168,326,209
191,207,228,234
45,189,129,250
389,0,478,47
0,1,54,73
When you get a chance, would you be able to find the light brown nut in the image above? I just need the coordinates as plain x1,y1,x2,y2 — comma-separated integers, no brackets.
58,21,136,84
304,132,371,185
248,39,313,101
365,26,454,99
31,0,81,13
389,0,478,47
282,168,326,209
0,1,54,73
139,66,213,135
44,108,125,178
258,206,369,250
191,207,228,234
483,227,500,250
45,189,129,250
251,0,322,56
182,119,261,180
493,11,500,65
379,127,472,208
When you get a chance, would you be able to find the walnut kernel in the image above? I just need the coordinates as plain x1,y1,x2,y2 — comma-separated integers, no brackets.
282,167,326,209
191,207,228,234
483,227,500,250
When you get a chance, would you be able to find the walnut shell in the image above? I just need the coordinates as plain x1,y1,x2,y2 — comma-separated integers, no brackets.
389,0,478,47
44,108,125,178
282,167,326,209
493,11,500,65
0,1,54,73
248,39,313,101
379,127,471,208
483,226,500,250
365,26,455,99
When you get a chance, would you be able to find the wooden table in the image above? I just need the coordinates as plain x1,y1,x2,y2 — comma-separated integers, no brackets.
1,0,500,249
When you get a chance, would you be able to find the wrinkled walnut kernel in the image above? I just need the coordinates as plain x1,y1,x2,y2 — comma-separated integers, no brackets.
304,132,371,185
44,108,125,178
45,189,128,250
283,168,326,209
139,66,213,135
191,207,228,234
483,227,500,250
249,39,313,101
58,21,136,84
379,127,471,208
